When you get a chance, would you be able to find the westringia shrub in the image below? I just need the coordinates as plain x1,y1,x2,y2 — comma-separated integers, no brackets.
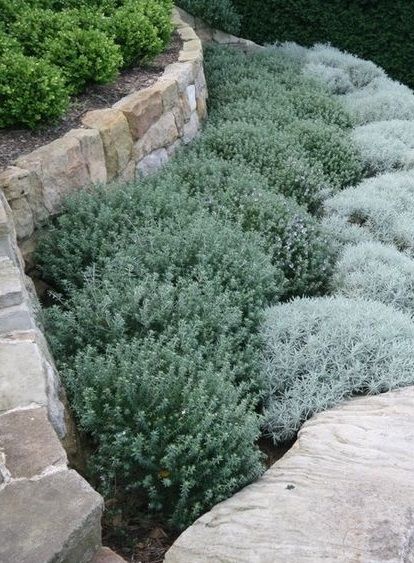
324,172,414,253
333,242,414,315
261,296,414,443
37,44,358,528
353,120,414,175
64,339,263,530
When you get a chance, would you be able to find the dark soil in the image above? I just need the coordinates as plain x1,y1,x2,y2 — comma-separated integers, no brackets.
0,33,182,172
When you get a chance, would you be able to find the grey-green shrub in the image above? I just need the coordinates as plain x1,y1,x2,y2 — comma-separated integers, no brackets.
353,120,414,176
320,215,375,251
324,171,414,253
197,122,331,210
262,296,414,443
63,338,263,530
164,154,335,296
333,242,414,315
0,51,69,128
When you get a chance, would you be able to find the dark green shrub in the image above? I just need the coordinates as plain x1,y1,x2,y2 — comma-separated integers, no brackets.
0,52,69,128
64,339,263,529
10,8,62,56
108,0,165,67
232,0,414,89
46,28,122,93
0,29,21,55
176,0,241,35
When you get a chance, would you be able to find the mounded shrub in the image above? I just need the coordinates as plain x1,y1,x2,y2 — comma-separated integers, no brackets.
164,154,336,296
63,338,263,530
302,44,385,95
0,51,69,128
108,0,165,67
261,296,414,443
353,120,414,176
324,172,414,253
10,8,63,56
197,122,331,210
46,28,122,93
333,242,414,315
320,215,375,251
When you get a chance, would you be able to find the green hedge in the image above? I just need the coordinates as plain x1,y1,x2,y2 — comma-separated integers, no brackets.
231,0,414,88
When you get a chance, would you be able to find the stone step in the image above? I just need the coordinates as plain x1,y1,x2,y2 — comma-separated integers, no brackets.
165,386,414,562
0,469,103,563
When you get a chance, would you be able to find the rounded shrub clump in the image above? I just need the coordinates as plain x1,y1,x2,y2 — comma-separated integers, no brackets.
64,338,263,530
333,242,414,316
0,52,69,128
261,296,414,443
46,28,122,93
109,0,164,67
353,120,414,176
324,171,414,253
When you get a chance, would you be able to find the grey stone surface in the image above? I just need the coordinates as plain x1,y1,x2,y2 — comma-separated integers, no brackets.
0,470,103,563
136,148,169,178
0,258,23,309
166,386,414,563
0,407,67,478
0,339,47,412
0,302,34,334
92,547,126,562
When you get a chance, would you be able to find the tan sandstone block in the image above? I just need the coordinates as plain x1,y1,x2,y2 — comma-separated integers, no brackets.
152,78,179,112
65,129,107,184
113,89,163,141
134,112,179,162
183,38,202,52
15,136,89,216
163,62,194,93
82,109,133,181
177,26,199,42
179,49,203,64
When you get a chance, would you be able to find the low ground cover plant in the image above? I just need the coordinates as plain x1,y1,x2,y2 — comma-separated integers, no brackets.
261,296,414,443
0,0,172,127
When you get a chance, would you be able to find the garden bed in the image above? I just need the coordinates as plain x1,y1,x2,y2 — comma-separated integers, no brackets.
0,33,182,171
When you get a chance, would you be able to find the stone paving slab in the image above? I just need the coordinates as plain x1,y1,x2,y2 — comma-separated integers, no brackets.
166,386,414,563
0,469,103,563
0,407,66,479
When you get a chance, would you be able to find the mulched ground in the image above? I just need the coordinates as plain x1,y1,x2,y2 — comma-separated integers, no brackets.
0,33,182,171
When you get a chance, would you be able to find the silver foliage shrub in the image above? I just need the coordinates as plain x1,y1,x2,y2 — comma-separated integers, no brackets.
303,43,385,95
262,296,414,443
333,242,414,315
320,215,375,250
341,77,414,125
353,120,414,175
324,171,414,252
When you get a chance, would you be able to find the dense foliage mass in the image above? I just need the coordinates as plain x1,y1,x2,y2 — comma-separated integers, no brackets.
184,0,414,90
0,0,172,127
262,297,414,443
37,45,360,529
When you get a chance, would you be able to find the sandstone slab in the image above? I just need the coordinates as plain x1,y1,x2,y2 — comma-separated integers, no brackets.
0,339,47,412
0,258,23,309
82,109,132,181
0,469,103,563
136,149,169,178
92,547,126,562
113,88,163,141
134,111,179,162
65,128,107,185
0,407,66,478
166,387,414,563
